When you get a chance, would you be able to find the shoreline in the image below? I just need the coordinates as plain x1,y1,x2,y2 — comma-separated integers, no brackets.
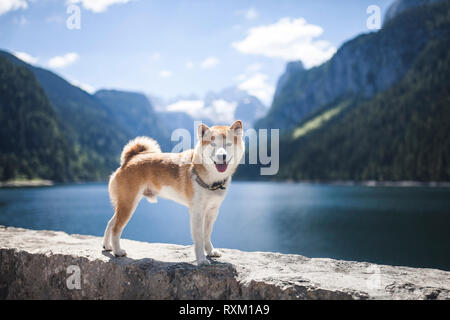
325,180,450,188
0,179,54,188
1,179,450,188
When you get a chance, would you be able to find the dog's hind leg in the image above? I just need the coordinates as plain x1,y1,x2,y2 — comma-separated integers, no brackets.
103,170,119,251
110,187,142,257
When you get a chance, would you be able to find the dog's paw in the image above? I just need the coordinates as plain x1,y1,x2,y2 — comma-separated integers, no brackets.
103,244,112,251
113,249,127,257
197,258,211,266
207,249,222,257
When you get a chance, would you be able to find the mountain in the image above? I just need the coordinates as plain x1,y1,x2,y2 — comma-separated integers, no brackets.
94,90,170,150
0,50,131,180
269,0,450,182
0,51,170,181
157,111,198,134
383,0,444,25
255,0,450,131
0,55,76,181
204,87,267,129
155,87,267,130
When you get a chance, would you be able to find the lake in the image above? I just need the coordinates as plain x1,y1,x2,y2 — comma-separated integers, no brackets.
0,182,449,271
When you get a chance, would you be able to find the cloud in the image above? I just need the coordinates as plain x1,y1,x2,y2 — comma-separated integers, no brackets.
165,99,237,124
165,100,204,115
13,51,38,64
232,17,336,68
238,73,274,106
0,0,28,16
68,0,130,13
69,79,96,94
47,52,79,68
201,57,219,69
159,70,172,78
208,100,238,124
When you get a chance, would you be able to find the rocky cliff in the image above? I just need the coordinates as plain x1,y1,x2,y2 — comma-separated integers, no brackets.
383,0,444,25
1,226,449,300
256,0,450,130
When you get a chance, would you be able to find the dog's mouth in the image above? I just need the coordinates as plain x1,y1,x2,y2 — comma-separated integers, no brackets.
214,162,228,173
212,157,232,173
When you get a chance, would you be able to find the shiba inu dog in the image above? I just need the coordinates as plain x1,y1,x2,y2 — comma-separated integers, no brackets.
103,120,245,265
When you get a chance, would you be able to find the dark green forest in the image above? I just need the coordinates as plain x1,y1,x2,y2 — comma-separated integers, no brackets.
0,56,74,181
277,38,450,181
1,0,449,183
0,51,170,182
242,0,450,182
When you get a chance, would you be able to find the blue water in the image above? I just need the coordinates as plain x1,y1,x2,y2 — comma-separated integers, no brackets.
0,182,449,271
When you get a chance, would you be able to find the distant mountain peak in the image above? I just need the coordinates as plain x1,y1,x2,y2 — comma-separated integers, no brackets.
286,61,305,73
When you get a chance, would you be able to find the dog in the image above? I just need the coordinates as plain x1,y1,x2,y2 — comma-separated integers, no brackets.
102,120,245,265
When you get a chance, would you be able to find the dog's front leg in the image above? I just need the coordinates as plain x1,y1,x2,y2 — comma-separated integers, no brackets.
189,207,210,266
204,207,221,257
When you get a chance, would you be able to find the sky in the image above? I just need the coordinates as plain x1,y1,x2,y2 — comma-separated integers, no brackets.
0,0,394,105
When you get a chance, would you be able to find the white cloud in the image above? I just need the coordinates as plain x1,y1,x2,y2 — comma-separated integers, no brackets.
165,99,237,124
69,79,96,94
47,52,79,68
232,17,336,68
68,0,130,13
13,51,38,64
159,70,172,78
166,100,204,116
0,0,28,16
208,100,238,124
238,73,274,106
201,57,219,69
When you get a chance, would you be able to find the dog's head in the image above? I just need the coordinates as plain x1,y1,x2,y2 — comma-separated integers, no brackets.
195,120,245,177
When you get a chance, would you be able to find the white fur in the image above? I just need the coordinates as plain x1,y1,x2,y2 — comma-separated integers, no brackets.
103,122,245,266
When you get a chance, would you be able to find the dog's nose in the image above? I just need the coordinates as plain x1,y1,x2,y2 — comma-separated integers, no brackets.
216,147,227,162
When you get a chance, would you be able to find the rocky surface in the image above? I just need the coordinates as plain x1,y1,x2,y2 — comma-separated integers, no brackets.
0,226,449,300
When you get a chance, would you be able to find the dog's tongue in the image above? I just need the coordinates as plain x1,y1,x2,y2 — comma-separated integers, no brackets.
215,163,228,173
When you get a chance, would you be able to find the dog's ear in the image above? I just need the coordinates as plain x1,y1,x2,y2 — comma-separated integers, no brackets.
198,123,210,140
230,120,243,136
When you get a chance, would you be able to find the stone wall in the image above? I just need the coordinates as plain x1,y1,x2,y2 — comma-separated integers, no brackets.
0,226,449,299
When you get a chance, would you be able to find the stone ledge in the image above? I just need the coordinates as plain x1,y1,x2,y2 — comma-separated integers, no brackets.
0,226,449,300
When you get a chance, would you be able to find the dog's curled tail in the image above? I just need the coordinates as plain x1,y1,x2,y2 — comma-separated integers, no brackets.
120,136,161,166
